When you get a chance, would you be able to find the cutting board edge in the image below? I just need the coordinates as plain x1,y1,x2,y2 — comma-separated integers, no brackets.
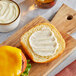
44,47,76,76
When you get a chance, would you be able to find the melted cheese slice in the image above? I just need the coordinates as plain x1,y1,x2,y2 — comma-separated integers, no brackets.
29,27,59,56
0,46,22,76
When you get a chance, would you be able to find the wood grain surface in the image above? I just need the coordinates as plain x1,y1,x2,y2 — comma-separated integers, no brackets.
1,4,76,76
51,4,76,34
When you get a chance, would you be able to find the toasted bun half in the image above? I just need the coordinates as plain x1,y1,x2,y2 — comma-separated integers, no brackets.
21,23,65,63
0,46,27,76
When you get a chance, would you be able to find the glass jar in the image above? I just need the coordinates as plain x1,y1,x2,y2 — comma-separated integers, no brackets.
35,0,56,9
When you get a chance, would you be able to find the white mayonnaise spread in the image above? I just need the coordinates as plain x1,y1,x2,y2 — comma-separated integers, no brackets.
29,26,59,56
0,1,19,23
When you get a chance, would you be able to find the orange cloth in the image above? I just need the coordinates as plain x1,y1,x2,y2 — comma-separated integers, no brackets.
55,60,76,76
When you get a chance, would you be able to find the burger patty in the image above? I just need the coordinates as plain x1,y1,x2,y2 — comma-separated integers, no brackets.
22,52,27,73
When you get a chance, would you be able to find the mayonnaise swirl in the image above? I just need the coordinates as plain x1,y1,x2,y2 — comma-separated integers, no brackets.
0,1,19,23
29,26,59,56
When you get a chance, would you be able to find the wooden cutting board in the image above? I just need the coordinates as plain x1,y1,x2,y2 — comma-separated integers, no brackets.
1,4,76,76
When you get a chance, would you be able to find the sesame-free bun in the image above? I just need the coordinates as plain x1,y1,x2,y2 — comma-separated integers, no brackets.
21,23,65,63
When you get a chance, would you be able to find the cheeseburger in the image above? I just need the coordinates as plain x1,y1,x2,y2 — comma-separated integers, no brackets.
0,46,31,76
